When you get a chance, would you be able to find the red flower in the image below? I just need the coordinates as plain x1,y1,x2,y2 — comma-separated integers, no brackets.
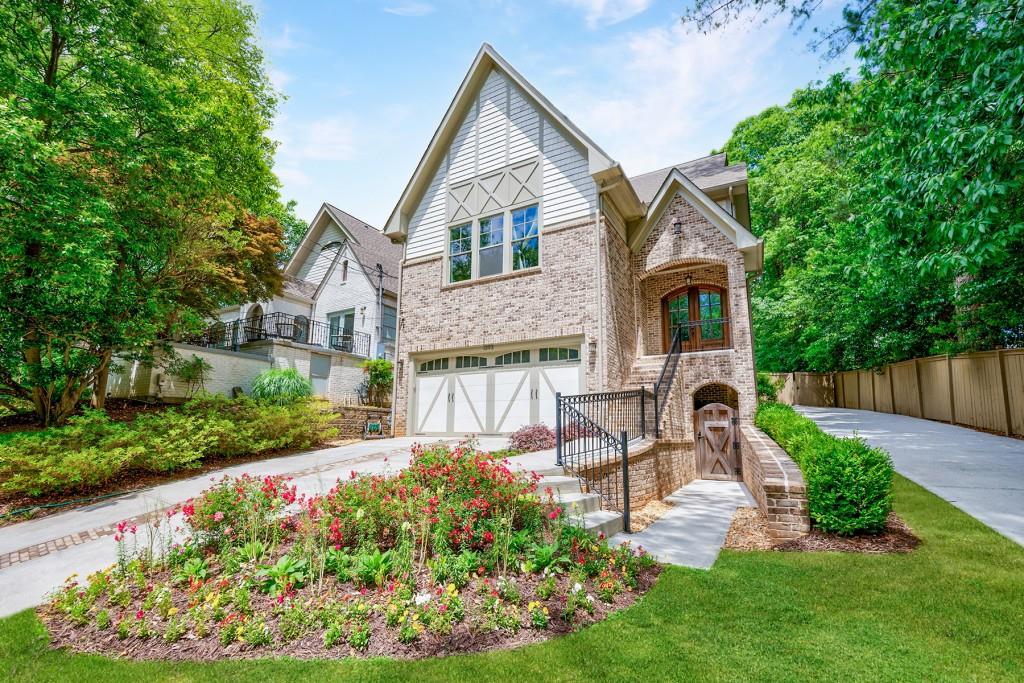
483,531,494,543
135,610,144,620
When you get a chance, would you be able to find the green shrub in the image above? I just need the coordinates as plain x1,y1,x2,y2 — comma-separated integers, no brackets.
756,372,782,404
0,398,337,498
755,402,893,535
249,368,313,404
360,358,393,406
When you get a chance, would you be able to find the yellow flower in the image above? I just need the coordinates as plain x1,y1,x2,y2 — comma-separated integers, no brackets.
542,607,549,615
168,607,179,616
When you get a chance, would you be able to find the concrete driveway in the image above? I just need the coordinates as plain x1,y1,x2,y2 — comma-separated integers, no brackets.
796,406,1024,546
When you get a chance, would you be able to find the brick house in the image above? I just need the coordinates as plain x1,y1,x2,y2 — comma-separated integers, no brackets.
384,44,763,494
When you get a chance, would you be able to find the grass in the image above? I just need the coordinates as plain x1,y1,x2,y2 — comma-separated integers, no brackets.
2,474,1021,682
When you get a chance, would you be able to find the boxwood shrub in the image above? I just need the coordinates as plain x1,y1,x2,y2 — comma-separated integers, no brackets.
755,402,893,535
0,396,337,498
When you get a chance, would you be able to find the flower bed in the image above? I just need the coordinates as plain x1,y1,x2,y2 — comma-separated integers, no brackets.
40,443,659,660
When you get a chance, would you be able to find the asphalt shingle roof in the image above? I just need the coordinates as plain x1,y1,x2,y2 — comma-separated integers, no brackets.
628,153,747,206
323,204,403,295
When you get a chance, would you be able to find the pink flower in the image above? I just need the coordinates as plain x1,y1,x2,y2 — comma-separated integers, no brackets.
548,507,562,520
135,610,144,620
213,511,225,522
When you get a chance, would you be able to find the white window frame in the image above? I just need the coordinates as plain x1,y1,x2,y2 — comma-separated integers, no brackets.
446,199,541,284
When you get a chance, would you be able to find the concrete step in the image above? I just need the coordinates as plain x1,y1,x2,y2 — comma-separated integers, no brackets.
537,475,582,495
552,491,602,515
577,509,624,537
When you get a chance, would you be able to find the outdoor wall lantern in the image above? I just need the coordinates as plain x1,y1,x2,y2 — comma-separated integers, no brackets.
673,218,683,235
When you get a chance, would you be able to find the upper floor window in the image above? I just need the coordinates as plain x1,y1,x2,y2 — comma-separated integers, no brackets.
512,205,539,270
479,214,504,277
341,260,348,282
447,203,540,283
449,224,472,283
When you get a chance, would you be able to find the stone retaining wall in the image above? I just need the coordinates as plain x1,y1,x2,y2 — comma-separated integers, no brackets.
739,425,810,539
329,405,392,439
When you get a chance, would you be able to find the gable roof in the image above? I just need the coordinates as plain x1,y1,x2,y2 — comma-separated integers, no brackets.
628,153,748,205
281,274,317,301
284,203,403,296
384,43,625,239
631,168,763,273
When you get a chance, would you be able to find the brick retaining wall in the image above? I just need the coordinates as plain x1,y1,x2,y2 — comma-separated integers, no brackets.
329,405,392,439
577,439,696,510
739,425,810,539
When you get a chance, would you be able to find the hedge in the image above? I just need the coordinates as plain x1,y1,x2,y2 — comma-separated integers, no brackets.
0,395,337,498
755,402,894,535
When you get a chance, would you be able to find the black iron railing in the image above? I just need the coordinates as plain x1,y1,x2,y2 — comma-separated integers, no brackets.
653,324,686,437
185,312,372,357
555,389,653,532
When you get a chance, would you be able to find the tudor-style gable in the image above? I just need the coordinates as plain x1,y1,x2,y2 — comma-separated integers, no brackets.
386,44,644,267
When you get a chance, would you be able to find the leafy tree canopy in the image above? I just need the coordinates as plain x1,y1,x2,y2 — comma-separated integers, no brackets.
0,0,290,424
706,0,1024,370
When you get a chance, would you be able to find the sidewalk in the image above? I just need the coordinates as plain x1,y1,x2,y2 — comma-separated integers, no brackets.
613,480,754,569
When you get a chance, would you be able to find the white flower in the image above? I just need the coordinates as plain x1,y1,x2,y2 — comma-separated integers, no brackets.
414,592,432,606
572,582,583,594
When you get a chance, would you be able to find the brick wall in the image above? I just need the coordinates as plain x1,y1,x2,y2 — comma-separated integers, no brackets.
632,192,758,426
739,425,810,539
601,219,638,390
576,439,696,511
329,405,392,439
393,216,601,436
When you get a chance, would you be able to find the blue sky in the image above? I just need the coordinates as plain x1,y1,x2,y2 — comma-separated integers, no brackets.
256,0,853,226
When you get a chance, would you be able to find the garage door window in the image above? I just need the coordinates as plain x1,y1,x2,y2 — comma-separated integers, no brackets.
539,347,579,362
494,350,530,366
419,358,449,373
455,355,487,369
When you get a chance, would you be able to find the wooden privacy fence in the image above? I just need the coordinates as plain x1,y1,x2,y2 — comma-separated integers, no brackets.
770,349,1024,437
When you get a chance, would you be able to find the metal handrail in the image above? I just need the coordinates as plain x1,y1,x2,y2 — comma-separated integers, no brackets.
653,324,685,437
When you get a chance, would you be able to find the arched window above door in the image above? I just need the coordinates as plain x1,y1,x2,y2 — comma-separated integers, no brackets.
661,284,730,353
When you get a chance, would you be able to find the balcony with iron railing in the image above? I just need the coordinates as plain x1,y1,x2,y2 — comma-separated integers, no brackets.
185,312,372,357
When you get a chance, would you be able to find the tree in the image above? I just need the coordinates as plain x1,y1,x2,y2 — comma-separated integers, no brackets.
274,199,311,265
0,0,286,425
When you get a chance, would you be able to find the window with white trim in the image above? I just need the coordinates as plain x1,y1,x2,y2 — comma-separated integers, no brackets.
512,205,539,270
446,203,540,283
449,224,472,283
419,358,449,373
455,355,487,369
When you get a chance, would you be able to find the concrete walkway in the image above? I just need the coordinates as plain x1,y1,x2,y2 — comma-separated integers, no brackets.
0,435,525,617
797,406,1024,546
613,480,755,569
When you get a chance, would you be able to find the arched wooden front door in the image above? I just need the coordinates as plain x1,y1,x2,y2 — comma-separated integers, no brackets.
696,402,739,480
662,285,729,353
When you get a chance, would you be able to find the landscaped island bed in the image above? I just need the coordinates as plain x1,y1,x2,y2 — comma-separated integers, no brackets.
39,444,658,660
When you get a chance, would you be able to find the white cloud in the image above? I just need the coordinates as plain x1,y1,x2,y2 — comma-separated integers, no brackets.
268,68,292,91
275,165,312,187
299,117,357,162
571,11,792,173
560,0,652,28
383,1,435,16
265,24,303,52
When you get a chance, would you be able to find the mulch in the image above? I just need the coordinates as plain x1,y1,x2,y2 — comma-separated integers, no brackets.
629,499,675,532
40,562,662,662
724,507,920,554
775,512,920,553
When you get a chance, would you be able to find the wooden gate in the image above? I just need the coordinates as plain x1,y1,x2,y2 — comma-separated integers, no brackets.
696,403,739,480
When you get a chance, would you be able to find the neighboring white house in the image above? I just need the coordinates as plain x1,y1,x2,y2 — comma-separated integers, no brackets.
109,203,403,405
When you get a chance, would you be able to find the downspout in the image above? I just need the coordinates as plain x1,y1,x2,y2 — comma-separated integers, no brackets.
596,195,606,392
389,245,406,436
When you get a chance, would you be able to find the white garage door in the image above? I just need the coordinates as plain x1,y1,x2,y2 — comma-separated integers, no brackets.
412,345,581,436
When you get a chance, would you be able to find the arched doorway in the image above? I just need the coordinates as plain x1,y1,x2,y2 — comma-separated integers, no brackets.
661,284,729,353
693,383,740,480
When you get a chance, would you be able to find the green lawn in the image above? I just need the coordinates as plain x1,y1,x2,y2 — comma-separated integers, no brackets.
2,474,1021,682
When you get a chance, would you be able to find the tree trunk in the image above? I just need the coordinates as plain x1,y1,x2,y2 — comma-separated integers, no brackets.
93,350,112,410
